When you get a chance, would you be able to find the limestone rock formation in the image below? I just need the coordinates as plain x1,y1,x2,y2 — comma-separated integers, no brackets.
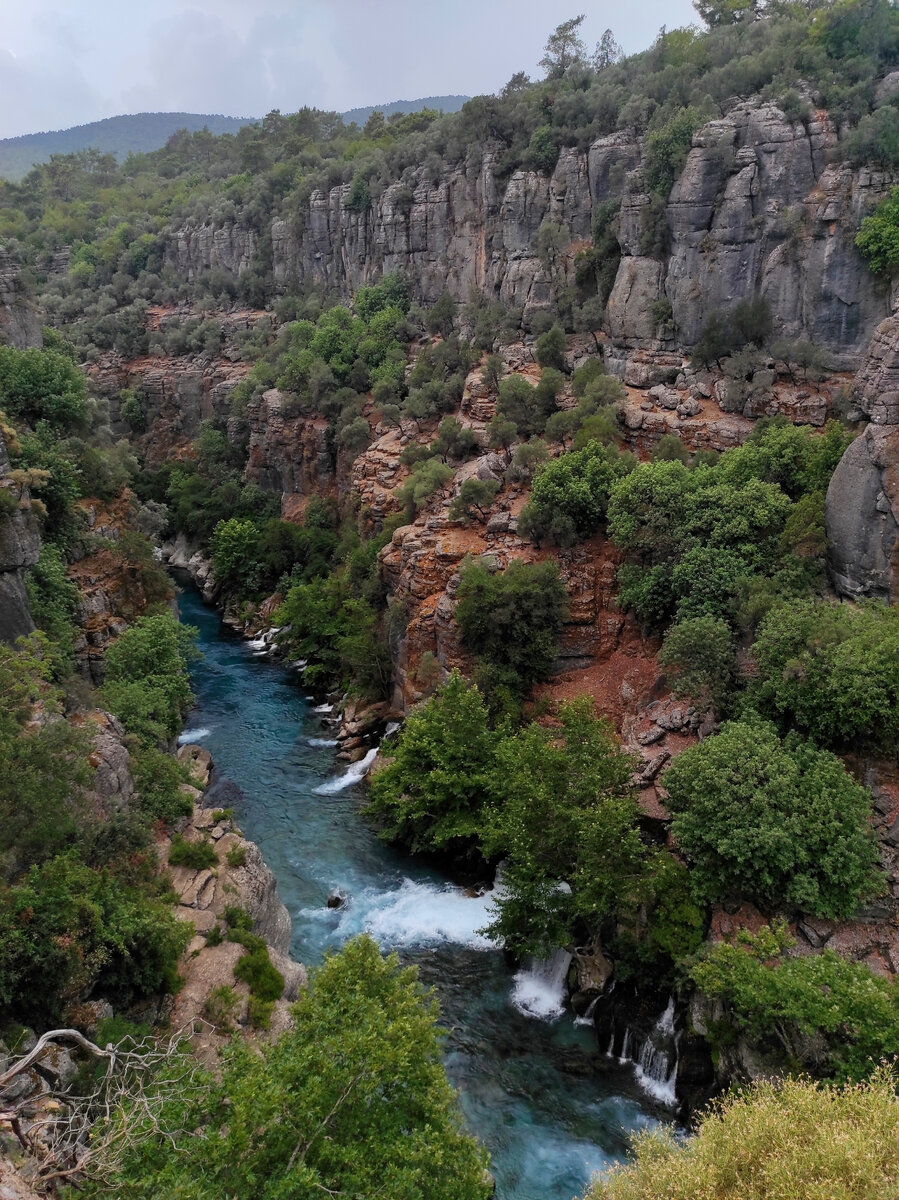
827,423,899,600
0,248,42,350
0,430,40,645
164,98,895,369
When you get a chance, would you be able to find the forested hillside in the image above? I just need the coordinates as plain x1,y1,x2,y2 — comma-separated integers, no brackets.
1,1,899,1196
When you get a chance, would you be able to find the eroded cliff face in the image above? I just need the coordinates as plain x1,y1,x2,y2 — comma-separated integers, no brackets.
0,248,42,350
164,98,896,371
0,430,40,645
827,315,899,598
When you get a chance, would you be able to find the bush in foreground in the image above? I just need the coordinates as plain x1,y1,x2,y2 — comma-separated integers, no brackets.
585,1067,899,1200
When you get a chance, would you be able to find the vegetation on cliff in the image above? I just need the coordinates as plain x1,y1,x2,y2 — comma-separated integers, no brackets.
78,936,491,1200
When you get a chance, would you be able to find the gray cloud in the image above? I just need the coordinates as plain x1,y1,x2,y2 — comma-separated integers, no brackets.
0,0,697,139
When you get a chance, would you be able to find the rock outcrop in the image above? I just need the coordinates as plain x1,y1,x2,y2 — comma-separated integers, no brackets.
826,313,899,600
0,248,41,350
0,430,40,645
827,423,899,599
164,98,896,370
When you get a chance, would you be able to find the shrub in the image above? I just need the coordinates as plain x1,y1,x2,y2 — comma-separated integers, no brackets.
750,600,899,752
233,945,285,1002
226,845,247,868
856,184,899,273
534,323,567,371
0,854,190,1024
448,477,499,524
690,923,899,1082
585,1067,899,1199
519,442,634,546
100,612,196,745
455,557,568,691
132,747,193,825
168,835,218,870
496,374,544,437
664,719,880,918
645,107,701,195
205,983,239,1029
659,616,733,711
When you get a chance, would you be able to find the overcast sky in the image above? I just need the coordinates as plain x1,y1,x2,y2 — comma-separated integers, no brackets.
0,0,698,140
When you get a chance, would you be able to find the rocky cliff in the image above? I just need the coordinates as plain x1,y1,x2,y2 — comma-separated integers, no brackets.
827,314,899,597
0,248,41,350
0,430,40,645
164,98,896,372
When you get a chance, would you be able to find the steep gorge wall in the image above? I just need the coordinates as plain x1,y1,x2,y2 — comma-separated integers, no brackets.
165,99,896,370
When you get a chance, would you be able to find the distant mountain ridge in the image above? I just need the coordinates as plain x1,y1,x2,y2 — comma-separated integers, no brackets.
0,113,257,181
341,96,469,126
0,97,471,182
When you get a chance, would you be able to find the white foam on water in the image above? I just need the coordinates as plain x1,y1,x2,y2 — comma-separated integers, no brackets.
307,737,339,747
178,727,212,744
314,747,378,794
313,702,334,713
335,877,497,950
511,949,572,1021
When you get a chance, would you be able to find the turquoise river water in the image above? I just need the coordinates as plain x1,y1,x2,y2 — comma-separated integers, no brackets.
175,580,667,1200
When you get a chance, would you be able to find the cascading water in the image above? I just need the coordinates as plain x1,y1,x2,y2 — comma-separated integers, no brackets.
609,995,680,1109
174,577,670,1199
512,950,573,1020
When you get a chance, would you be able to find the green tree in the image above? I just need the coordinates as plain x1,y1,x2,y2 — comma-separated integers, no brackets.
0,635,90,878
100,612,197,745
519,442,634,547
0,346,87,430
455,557,568,691
856,184,899,274
496,374,544,437
426,290,457,338
81,936,491,1200
750,599,899,752
535,323,568,371
645,108,701,195
540,15,588,77
211,517,262,595
0,853,189,1024
664,719,880,918
690,923,899,1082
366,672,498,853
448,477,499,524
484,697,642,954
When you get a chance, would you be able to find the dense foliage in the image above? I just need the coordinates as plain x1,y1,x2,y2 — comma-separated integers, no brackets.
749,599,899,752
690,923,899,1082
664,719,880,917
585,1067,899,1200
82,936,492,1200
454,557,569,696
100,611,197,744
366,673,498,855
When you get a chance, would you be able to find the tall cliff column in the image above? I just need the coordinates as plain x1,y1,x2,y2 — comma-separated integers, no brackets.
826,311,899,598
0,431,40,644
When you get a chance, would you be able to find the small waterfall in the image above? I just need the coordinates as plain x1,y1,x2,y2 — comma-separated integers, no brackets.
511,949,572,1021
608,995,679,1108
248,626,283,656
314,746,379,794
574,996,599,1028
178,726,212,744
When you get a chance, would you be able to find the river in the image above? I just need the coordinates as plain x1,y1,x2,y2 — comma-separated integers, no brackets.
175,580,667,1200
